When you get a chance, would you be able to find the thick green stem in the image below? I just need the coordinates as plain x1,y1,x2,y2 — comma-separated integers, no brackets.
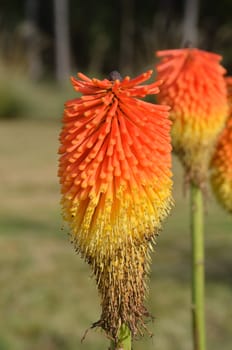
110,324,131,350
190,183,206,350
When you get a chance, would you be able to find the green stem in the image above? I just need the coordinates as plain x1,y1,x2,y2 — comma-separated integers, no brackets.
190,183,206,350
110,324,131,350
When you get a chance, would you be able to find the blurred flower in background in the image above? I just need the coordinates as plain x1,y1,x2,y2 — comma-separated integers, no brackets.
210,77,232,213
156,48,228,188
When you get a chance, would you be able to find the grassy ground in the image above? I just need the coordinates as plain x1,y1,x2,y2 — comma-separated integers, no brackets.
0,119,232,350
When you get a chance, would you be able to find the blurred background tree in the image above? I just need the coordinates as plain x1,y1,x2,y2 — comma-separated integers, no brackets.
54,0,71,83
0,0,231,83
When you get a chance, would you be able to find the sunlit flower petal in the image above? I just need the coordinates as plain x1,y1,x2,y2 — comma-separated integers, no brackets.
58,70,173,339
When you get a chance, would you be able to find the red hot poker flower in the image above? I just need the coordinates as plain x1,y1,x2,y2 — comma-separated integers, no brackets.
211,77,232,213
58,70,173,339
156,48,228,187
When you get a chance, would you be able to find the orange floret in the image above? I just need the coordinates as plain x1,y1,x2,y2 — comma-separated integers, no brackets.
211,77,232,212
156,48,228,187
58,70,173,339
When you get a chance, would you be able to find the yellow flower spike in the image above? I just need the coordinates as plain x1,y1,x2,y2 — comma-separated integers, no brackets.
58,70,173,340
210,77,232,213
156,48,228,188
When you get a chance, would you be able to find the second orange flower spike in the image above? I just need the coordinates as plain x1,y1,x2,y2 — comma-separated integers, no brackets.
156,48,228,188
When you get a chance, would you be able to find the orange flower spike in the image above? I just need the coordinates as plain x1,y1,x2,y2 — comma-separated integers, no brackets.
210,77,232,212
58,70,173,340
156,48,228,187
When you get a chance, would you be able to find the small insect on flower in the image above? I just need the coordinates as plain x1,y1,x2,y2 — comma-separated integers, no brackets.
156,48,228,188
210,77,232,213
58,70,173,341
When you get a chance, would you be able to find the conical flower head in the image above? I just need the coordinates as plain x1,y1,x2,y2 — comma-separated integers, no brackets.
156,48,228,187
58,70,172,339
210,77,232,213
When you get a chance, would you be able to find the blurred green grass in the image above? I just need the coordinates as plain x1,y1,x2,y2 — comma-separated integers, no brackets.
0,119,232,350
0,65,77,121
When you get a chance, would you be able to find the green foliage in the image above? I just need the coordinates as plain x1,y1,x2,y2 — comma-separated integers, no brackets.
0,85,26,119
0,336,10,350
0,64,77,120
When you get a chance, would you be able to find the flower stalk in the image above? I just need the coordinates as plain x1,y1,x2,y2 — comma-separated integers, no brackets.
110,324,131,350
190,183,206,350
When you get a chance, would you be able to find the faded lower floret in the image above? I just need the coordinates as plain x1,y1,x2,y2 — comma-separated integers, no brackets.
63,183,172,340
164,100,227,191
173,137,215,190
85,237,154,340
62,179,172,340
